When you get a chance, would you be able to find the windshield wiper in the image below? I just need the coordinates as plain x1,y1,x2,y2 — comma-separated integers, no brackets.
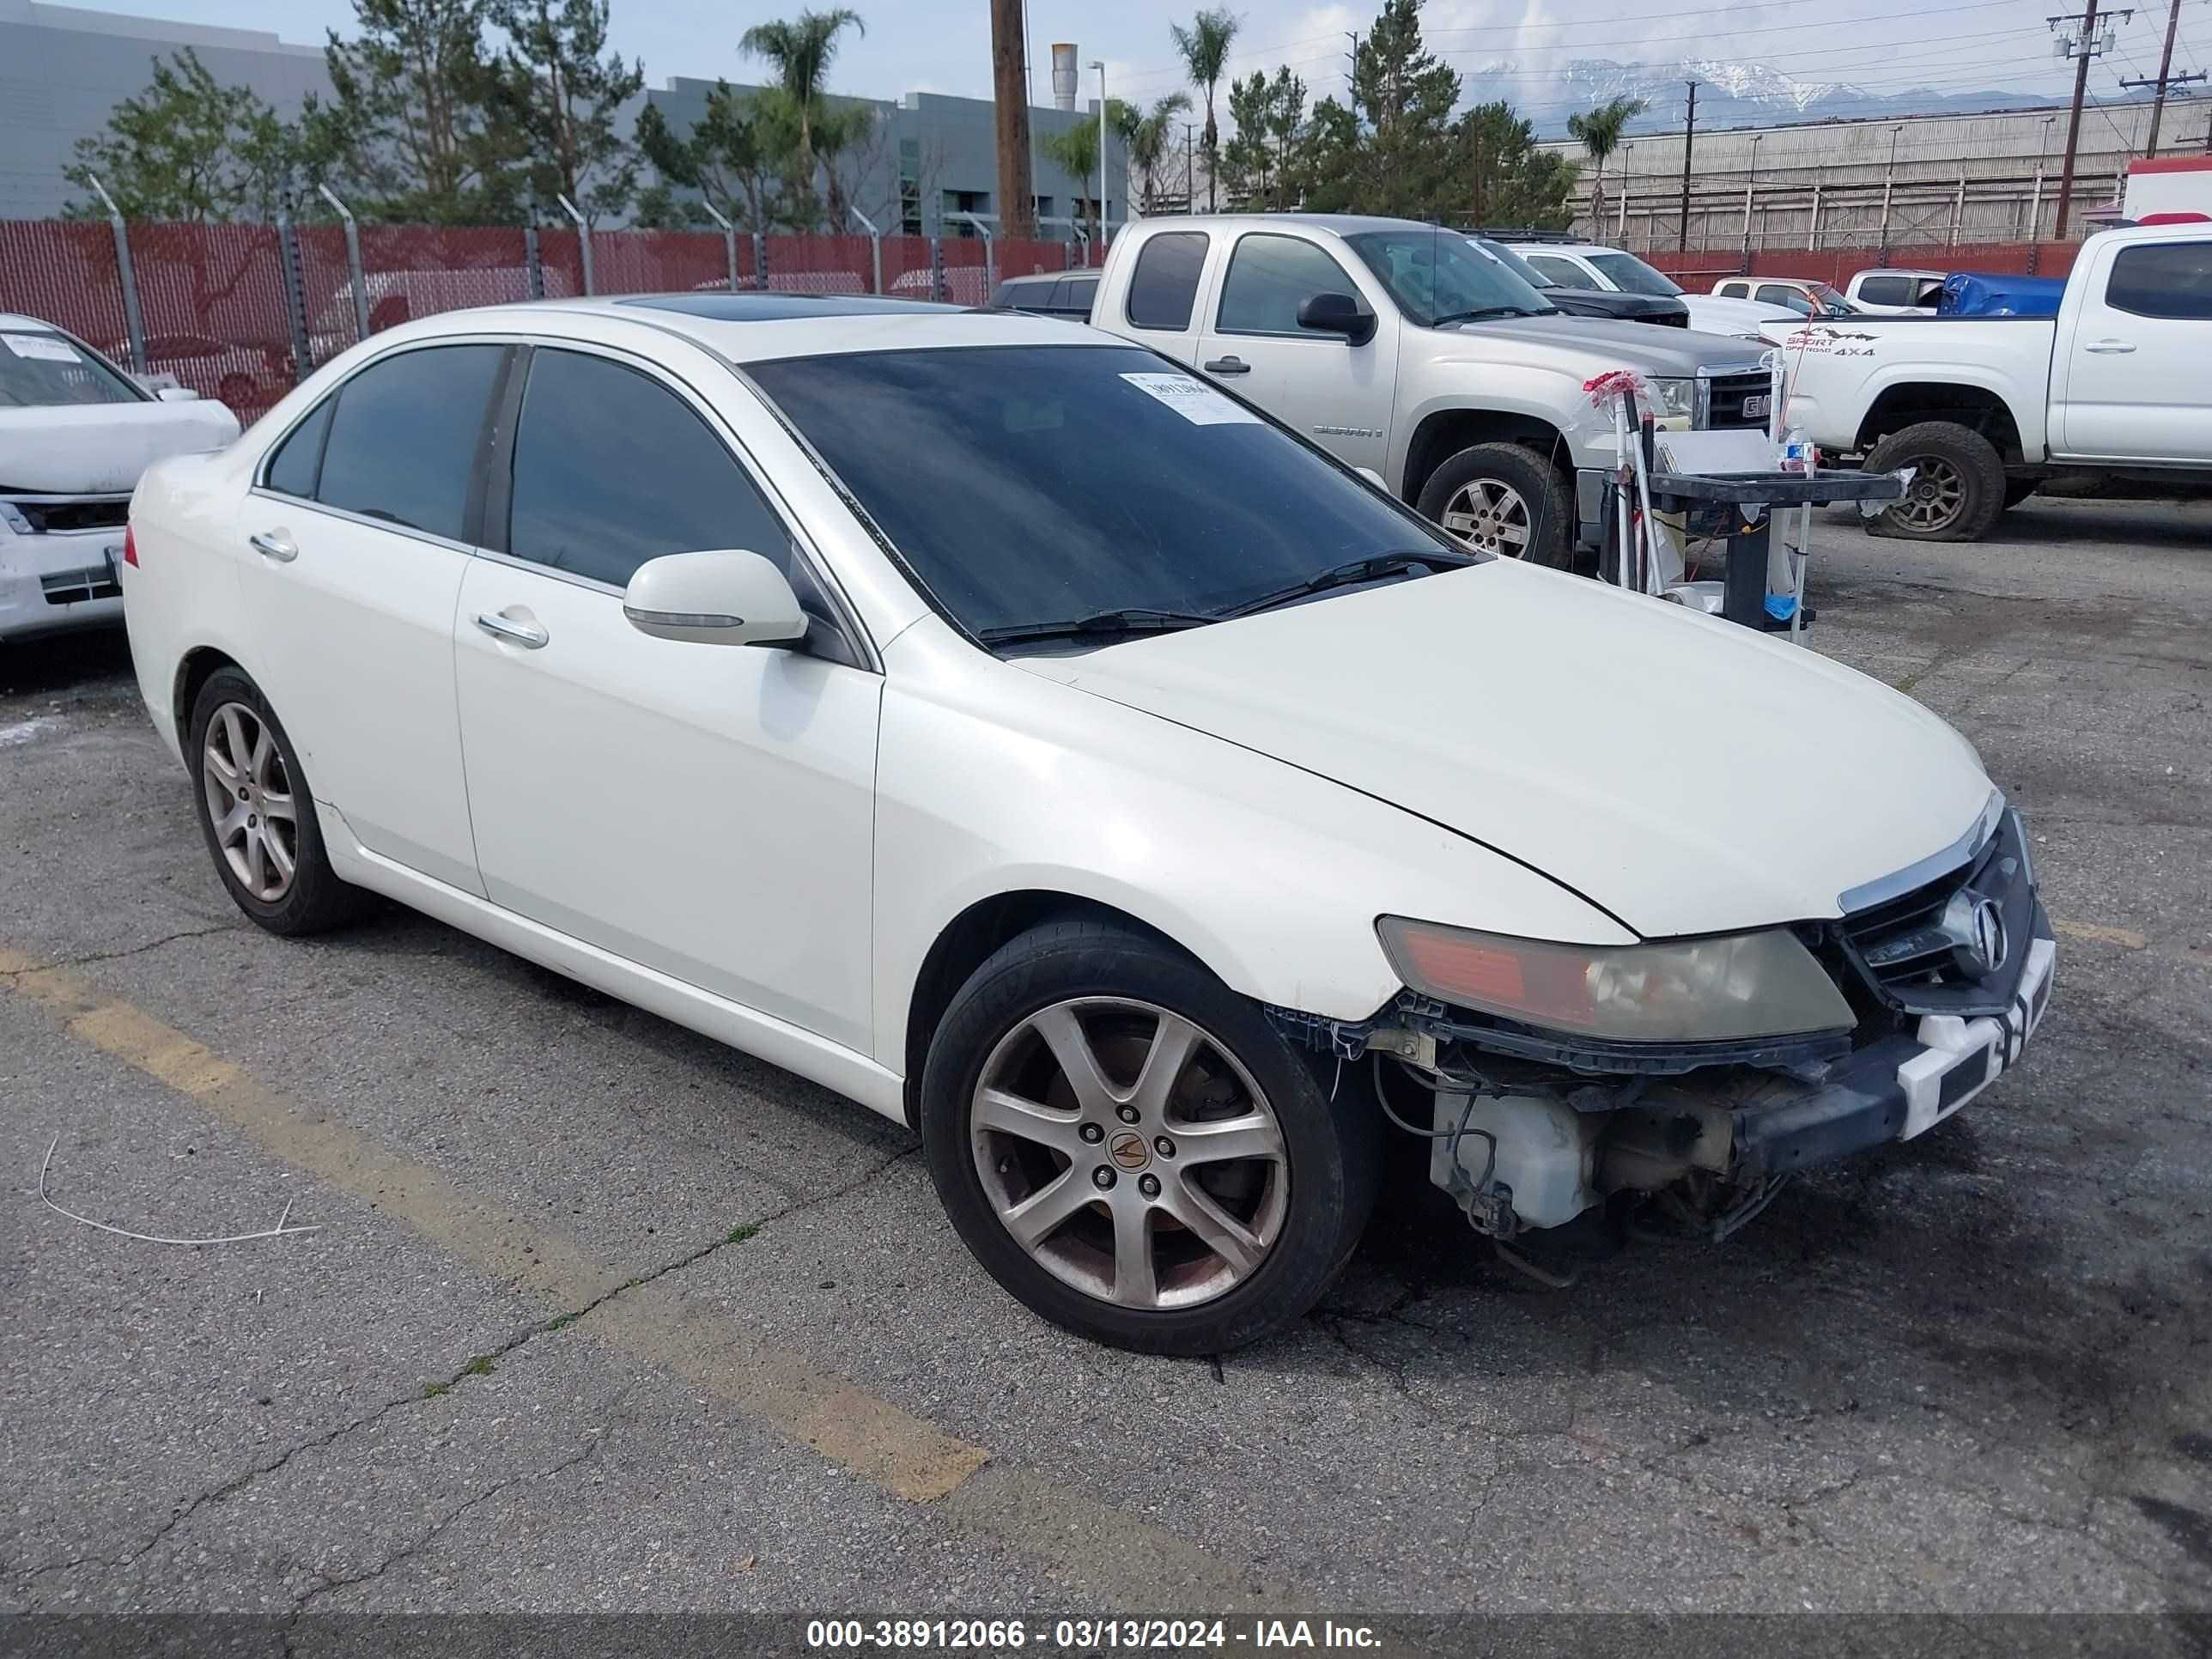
1432,305,1538,325
976,607,1217,647
1222,550,1473,620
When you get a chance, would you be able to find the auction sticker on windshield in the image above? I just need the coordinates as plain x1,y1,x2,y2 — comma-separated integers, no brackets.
1121,371,1261,426
3,335,82,362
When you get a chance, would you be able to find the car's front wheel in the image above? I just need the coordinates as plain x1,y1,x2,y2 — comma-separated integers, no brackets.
1418,441,1574,567
188,665,371,935
921,917,1379,1354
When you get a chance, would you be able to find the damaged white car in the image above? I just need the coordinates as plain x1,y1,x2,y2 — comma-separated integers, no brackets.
2,313,238,644
122,297,2053,1354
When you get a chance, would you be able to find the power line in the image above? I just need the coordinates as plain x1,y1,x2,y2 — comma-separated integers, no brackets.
2119,0,2209,151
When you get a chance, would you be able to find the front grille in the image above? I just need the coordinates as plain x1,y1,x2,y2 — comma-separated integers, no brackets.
40,567,122,605
1836,809,2036,1019
3,495,131,533
1705,371,1772,429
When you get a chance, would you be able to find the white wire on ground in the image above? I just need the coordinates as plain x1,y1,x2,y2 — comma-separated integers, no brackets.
37,1135,321,1247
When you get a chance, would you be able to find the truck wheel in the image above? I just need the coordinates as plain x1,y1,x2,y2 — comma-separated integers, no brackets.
1419,442,1574,568
920,916,1381,1355
1864,422,2008,542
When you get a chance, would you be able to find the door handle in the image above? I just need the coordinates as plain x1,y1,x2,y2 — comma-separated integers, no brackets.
248,530,297,562
1203,356,1251,375
2083,339,2136,354
475,611,549,649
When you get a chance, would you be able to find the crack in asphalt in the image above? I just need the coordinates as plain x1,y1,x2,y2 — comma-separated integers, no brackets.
16,1144,920,1604
0,925,242,981
287,1387,634,1614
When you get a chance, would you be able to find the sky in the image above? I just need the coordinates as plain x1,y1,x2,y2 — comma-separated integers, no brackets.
94,0,2203,137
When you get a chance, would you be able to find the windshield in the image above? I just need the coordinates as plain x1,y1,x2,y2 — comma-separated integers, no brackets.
1808,283,1855,315
1469,238,1558,289
747,343,1474,644
1587,252,1683,297
0,329,146,408
1345,229,1555,324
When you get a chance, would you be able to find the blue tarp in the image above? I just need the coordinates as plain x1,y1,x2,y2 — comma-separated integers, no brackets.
1937,271,2068,317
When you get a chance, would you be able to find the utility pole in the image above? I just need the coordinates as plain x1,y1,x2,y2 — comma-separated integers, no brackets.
2120,0,2205,157
990,0,1036,238
1676,81,1698,252
2051,0,2130,239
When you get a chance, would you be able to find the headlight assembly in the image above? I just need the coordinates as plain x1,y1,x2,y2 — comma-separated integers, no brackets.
1648,377,1697,421
1376,916,1856,1044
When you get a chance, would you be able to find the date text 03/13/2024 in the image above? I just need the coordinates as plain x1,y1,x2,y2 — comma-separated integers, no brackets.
805,1618,1383,1649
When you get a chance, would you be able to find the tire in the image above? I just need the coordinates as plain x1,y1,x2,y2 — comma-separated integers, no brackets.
1864,421,2008,542
187,665,372,935
1418,441,1575,568
2002,476,2039,512
920,917,1381,1355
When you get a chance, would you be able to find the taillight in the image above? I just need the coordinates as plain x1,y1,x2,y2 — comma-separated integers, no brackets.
122,525,138,567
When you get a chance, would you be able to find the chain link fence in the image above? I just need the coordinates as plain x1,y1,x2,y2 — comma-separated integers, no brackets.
0,214,1098,424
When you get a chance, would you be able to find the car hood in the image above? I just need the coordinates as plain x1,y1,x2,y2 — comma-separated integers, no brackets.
1682,294,1802,331
1012,561,1992,939
0,398,240,495
1442,313,1766,376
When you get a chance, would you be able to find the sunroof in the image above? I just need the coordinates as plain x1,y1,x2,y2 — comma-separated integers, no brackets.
616,293,961,319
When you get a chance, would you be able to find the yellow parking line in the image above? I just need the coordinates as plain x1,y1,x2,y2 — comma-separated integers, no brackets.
3,942,1114,1534
2051,919,2149,951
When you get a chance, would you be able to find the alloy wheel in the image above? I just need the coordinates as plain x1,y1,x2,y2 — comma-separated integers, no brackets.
1441,478,1532,556
1893,456,1966,533
969,997,1290,1311
201,702,298,902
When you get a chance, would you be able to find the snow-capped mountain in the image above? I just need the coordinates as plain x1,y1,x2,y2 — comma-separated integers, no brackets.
1462,58,2077,137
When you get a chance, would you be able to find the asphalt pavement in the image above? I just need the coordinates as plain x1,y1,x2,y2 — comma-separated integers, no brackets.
1,496,2207,1648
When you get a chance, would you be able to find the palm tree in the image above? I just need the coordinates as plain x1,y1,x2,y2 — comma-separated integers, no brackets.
1170,9,1239,211
1566,94,1645,234
1125,91,1192,213
739,8,865,216
1037,118,1102,240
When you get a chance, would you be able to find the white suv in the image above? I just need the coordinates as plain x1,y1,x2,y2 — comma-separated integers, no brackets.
1506,240,1799,337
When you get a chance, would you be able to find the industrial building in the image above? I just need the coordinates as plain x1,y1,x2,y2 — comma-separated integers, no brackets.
1543,101,2199,252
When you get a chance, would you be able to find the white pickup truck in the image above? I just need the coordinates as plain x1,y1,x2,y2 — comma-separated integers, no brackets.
1087,213,1774,564
1765,222,2212,540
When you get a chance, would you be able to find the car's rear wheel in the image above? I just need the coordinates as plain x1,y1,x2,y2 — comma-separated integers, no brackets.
920,917,1379,1354
1418,442,1574,568
1864,421,2008,541
188,666,370,935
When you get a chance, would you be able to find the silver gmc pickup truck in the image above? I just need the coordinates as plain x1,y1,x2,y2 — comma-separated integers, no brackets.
1087,214,1775,564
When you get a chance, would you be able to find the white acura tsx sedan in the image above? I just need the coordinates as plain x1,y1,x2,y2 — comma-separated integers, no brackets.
121,294,2054,1354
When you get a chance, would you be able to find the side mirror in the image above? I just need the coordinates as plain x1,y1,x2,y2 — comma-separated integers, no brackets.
154,385,200,402
1297,290,1376,346
623,550,807,647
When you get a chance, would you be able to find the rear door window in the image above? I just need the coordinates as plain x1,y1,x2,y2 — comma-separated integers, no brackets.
263,396,335,499
1758,284,1814,313
2106,242,2212,320
503,347,793,589
1124,232,1209,331
313,344,506,542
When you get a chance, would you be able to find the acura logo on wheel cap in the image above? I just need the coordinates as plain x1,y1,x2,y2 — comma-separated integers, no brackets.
1941,890,2009,979
1108,1131,1151,1171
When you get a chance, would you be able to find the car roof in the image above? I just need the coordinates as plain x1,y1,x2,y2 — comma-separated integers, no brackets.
0,313,64,331
1145,211,1458,240
352,293,1137,365
1852,268,1946,279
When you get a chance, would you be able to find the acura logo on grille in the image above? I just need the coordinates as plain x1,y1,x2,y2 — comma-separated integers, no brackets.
1940,890,2008,979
